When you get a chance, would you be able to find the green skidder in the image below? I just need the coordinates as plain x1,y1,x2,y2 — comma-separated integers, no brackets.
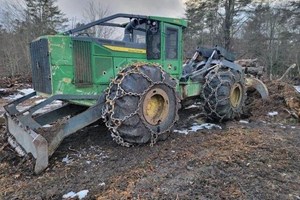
5,13,268,173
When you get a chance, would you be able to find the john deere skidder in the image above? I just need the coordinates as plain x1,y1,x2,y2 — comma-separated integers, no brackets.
4,13,268,173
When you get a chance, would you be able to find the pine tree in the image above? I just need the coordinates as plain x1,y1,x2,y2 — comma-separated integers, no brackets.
25,0,68,37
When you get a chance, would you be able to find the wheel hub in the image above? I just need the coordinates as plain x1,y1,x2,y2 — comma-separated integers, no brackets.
143,88,169,125
230,83,242,108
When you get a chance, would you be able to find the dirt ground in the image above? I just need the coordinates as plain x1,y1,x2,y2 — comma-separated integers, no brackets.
0,78,300,200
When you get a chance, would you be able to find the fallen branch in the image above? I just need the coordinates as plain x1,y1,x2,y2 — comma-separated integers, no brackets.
0,143,8,153
278,64,297,81
283,108,299,119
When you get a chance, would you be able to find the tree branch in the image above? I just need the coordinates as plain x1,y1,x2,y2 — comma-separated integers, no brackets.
278,64,297,81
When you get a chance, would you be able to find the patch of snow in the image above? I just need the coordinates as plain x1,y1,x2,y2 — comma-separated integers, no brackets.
86,160,91,164
34,100,62,114
4,88,35,100
99,182,106,186
42,124,53,128
291,126,296,129
174,123,222,135
4,94,22,100
77,190,89,199
62,191,76,199
173,129,189,135
13,100,62,115
19,88,34,95
280,125,286,129
190,123,222,131
239,120,249,124
0,88,7,92
294,86,300,93
184,104,199,110
62,155,73,164
268,111,278,116
62,190,89,200
35,99,45,104
15,105,31,112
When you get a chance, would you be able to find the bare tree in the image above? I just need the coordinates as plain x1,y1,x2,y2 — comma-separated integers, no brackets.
0,0,68,77
185,0,252,51
82,0,114,39
0,1,31,77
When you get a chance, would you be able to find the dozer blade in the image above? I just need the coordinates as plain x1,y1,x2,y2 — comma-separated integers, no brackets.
5,113,49,173
4,92,104,174
245,77,269,100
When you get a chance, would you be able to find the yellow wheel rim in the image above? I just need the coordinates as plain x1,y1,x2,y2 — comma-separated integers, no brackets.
230,83,242,108
143,88,169,125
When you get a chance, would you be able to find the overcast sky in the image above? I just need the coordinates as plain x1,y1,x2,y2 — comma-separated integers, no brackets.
57,0,187,22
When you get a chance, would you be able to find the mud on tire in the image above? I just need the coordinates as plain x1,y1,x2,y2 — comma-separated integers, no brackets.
102,64,180,146
203,65,246,122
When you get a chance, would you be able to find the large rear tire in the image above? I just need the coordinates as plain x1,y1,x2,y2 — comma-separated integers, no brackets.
102,64,180,146
202,65,246,122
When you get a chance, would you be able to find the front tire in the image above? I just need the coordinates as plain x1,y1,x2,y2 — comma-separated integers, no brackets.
103,64,179,146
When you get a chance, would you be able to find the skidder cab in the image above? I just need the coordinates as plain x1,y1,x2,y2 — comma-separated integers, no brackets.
4,13,268,174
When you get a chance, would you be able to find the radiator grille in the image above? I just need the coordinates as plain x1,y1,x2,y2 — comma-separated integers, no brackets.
30,39,52,94
73,40,92,86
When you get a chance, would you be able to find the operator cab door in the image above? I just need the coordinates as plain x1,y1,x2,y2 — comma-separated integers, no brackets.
162,23,181,75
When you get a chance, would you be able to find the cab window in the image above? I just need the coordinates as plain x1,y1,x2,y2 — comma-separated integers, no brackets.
165,28,178,59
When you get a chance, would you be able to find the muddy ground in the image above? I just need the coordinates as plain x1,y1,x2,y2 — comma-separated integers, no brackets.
0,78,300,200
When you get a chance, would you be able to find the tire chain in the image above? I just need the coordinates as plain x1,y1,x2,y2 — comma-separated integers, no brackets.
101,63,180,147
202,65,244,122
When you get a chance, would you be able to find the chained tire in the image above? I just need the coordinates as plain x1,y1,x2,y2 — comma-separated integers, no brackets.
202,65,246,122
102,64,180,146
